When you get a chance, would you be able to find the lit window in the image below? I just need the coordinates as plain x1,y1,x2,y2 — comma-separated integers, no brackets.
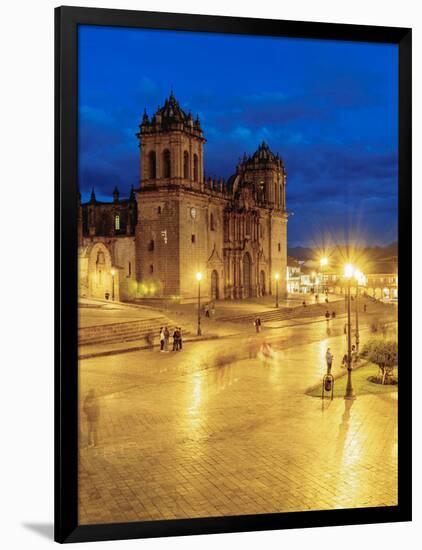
114,214,120,231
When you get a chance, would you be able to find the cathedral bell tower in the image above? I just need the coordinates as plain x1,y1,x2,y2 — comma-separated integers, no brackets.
233,142,288,298
236,141,286,211
135,94,207,298
136,93,205,189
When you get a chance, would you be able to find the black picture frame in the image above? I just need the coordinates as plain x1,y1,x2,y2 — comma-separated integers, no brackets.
55,6,412,543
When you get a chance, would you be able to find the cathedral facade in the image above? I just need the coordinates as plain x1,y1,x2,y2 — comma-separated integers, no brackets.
78,94,288,301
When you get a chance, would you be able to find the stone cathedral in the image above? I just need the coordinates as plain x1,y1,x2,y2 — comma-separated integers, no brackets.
78,94,288,301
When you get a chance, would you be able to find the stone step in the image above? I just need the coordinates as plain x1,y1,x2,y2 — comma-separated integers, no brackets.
78,316,179,346
219,295,388,324
80,316,166,332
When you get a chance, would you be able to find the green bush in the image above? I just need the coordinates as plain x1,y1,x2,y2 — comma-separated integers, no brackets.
361,338,398,384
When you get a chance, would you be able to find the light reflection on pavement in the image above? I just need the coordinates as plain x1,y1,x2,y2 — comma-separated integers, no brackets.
78,317,397,524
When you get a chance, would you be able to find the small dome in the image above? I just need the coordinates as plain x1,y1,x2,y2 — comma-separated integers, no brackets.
250,141,279,163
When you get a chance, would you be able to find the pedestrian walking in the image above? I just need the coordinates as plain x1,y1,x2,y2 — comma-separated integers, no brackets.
163,326,170,352
172,327,179,351
344,323,347,335
326,348,333,374
205,303,210,318
325,310,330,321
178,327,183,350
331,311,336,319
302,300,307,307
363,303,367,313
254,317,262,333
83,389,100,448
159,327,165,352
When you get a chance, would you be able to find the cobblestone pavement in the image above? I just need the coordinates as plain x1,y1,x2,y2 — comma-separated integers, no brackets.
78,318,397,524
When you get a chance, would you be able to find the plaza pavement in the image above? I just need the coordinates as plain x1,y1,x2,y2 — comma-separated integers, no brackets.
78,317,397,524
78,294,395,359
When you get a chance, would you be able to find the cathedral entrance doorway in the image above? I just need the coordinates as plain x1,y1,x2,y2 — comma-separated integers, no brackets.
211,270,219,300
260,270,266,296
243,252,252,298
87,242,114,300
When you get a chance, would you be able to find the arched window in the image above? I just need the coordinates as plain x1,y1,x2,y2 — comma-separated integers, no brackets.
149,264,154,274
148,239,155,252
193,154,199,182
183,151,189,179
148,151,156,179
210,213,215,231
114,214,120,231
162,149,171,178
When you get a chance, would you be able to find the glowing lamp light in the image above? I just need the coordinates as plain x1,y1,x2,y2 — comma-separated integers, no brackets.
196,272,203,282
275,272,280,281
111,268,116,276
320,257,328,267
354,270,366,285
344,263,355,279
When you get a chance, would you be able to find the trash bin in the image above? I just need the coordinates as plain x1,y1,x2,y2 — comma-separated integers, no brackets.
324,377,332,392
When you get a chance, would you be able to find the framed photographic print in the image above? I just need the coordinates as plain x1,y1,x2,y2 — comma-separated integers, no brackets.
55,6,412,543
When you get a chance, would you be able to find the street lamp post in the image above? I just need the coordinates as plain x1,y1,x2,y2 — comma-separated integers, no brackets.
344,264,356,400
196,272,202,336
320,257,328,294
354,270,365,356
275,272,280,308
111,268,115,301
355,281,359,355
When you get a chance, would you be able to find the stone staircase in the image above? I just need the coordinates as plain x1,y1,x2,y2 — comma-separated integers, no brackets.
79,316,177,346
219,295,393,325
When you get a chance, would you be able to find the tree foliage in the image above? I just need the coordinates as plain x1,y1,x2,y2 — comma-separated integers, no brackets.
361,338,398,384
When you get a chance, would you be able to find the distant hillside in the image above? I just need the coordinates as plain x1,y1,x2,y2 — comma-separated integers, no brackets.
288,242,397,262
287,247,315,261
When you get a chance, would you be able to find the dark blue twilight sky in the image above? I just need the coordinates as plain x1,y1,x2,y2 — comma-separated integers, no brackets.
78,26,398,247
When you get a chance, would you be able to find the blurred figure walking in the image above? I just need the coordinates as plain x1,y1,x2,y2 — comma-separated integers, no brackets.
326,348,333,375
163,327,170,352
83,389,100,448
159,327,165,352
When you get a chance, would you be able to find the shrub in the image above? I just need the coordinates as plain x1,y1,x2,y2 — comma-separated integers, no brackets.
361,338,398,384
